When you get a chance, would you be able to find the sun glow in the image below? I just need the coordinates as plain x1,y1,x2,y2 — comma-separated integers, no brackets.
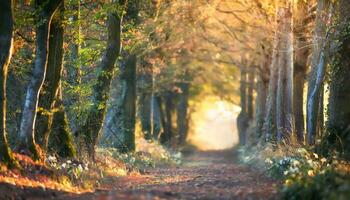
188,97,240,150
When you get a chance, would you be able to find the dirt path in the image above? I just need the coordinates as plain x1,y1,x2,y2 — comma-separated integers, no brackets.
63,150,279,200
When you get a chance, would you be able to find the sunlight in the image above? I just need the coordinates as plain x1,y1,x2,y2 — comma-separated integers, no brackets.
188,97,240,150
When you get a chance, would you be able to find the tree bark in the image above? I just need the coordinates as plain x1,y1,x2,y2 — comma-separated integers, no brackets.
176,82,190,146
138,60,153,140
151,94,162,140
328,0,350,157
119,54,137,152
18,0,62,160
307,0,330,145
247,67,255,121
76,10,124,160
255,54,269,138
35,4,64,150
293,0,309,144
0,0,17,167
49,87,76,158
263,16,282,142
160,91,174,147
276,2,294,143
34,3,76,158
237,66,248,145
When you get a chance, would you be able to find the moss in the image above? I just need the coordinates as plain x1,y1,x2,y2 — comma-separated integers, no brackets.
49,106,76,158
0,142,18,168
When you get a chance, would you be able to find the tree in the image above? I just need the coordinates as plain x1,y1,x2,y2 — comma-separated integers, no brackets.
275,1,294,143
76,1,125,160
293,0,310,143
307,0,331,145
327,0,350,158
35,2,76,157
255,45,270,138
237,61,249,145
176,82,190,146
138,59,153,140
264,15,281,142
0,0,17,167
18,0,63,160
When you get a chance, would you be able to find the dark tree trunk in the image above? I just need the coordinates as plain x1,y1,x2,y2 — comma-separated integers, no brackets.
328,0,350,157
237,66,248,145
49,87,76,158
255,55,269,138
0,0,17,167
18,0,62,160
35,4,76,158
76,10,123,160
176,82,190,146
118,54,137,153
160,91,174,147
35,4,64,150
247,68,255,121
293,0,309,144
138,60,153,140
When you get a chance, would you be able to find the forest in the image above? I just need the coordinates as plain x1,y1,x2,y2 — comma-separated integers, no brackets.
0,0,350,199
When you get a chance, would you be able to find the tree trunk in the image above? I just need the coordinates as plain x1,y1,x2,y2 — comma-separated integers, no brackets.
247,67,255,121
276,2,294,143
307,0,330,145
151,94,162,140
176,82,190,146
138,60,153,140
34,4,76,158
263,17,282,142
0,0,17,167
160,91,174,147
237,66,248,145
119,54,137,152
328,0,350,157
255,55,269,138
35,4,64,150
76,10,124,160
293,0,309,144
18,0,62,160
49,87,76,158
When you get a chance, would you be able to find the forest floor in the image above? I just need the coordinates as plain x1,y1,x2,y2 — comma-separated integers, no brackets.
0,149,280,200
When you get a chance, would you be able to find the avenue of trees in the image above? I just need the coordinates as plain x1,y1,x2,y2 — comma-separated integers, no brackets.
1,0,350,168
232,0,350,160
0,0,197,166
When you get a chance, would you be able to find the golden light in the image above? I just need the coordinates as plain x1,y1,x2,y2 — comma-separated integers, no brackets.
187,96,240,150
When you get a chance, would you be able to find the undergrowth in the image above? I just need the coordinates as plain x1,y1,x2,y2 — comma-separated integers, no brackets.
238,143,350,200
0,139,182,193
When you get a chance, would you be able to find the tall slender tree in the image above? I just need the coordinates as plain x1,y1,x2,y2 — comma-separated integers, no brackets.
275,0,294,143
76,1,126,160
328,0,350,157
35,2,76,157
307,0,330,145
293,0,309,143
0,0,17,167
18,0,63,160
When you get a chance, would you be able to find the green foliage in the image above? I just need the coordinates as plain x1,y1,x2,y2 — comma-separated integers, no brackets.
239,145,350,200
281,170,350,200
265,148,330,179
